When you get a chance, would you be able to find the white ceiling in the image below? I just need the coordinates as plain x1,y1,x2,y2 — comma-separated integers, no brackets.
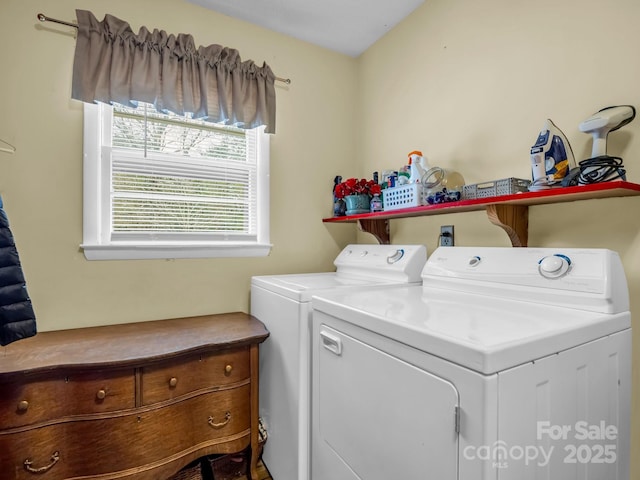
187,0,425,57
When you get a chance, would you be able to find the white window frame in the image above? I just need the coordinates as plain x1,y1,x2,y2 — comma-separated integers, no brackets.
81,103,271,260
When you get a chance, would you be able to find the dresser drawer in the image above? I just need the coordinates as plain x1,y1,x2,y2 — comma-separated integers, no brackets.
0,386,251,480
141,347,250,404
0,368,135,429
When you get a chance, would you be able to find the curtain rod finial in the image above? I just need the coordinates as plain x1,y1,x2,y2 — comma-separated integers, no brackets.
36,13,78,29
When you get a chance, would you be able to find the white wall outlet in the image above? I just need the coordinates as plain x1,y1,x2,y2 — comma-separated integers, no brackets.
440,225,454,246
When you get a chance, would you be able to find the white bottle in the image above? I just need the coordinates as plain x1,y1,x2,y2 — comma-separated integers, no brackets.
408,150,428,183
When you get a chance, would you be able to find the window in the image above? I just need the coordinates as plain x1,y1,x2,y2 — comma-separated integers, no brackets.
82,102,271,260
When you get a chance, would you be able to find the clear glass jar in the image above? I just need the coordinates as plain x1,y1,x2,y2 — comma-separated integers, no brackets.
422,167,465,204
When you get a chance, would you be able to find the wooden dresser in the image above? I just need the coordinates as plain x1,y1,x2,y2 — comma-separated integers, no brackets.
0,313,269,480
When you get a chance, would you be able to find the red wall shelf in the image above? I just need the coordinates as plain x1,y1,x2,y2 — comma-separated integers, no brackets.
322,181,640,246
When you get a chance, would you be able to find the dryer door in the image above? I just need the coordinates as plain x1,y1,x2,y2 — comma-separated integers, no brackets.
314,325,460,480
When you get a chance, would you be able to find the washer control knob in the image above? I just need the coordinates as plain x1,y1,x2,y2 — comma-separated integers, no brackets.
387,249,405,264
468,256,481,267
538,254,571,278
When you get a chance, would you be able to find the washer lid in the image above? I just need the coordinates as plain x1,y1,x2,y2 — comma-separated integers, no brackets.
252,272,419,302
251,244,427,302
311,286,631,374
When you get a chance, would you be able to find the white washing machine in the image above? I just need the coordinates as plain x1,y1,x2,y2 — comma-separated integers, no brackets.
251,244,427,480
311,247,631,480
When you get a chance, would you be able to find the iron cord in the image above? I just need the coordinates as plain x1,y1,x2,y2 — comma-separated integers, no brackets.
562,156,626,187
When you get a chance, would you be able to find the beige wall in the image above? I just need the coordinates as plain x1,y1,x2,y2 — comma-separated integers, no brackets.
0,0,357,331
2,0,639,476
358,0,640,476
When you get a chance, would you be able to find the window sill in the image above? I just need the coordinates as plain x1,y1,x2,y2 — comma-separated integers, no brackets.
81,242,273,260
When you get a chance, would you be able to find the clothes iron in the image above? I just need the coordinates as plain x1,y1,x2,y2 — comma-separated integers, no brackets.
529,119,575,191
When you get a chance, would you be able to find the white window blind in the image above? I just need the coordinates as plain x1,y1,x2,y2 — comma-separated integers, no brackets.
111,103,258,240
82,102,271,260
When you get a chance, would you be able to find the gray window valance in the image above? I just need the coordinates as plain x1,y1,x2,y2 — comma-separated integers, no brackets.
71,9,276,133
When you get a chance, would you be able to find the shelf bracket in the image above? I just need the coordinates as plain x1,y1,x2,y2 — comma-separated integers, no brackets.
357,219,390,244
485,204,529,247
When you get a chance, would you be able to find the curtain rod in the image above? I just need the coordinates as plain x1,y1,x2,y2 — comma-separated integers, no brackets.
36,13,292,84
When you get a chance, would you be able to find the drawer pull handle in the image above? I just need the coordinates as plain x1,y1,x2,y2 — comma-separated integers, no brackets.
96,389,106,400
169,377,178,388
17,400,29,412
24,451,60,474
208,411,231,429
224,364,233,375
320,330,343,356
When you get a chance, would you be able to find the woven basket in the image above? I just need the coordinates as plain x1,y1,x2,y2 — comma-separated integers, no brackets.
207,417,268,479
209,452,248,480
167,460,204,480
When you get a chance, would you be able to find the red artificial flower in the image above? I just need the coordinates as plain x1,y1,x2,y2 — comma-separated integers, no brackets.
334,177,381,199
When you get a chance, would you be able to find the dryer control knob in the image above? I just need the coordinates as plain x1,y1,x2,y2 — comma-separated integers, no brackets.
538,254,571,278
387,249,405,264
468,256,481,267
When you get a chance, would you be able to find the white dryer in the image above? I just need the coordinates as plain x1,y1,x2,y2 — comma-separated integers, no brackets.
311,247,631,480
251,244,427,480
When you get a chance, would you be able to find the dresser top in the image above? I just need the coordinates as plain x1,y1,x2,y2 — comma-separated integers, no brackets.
0,313,269,377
